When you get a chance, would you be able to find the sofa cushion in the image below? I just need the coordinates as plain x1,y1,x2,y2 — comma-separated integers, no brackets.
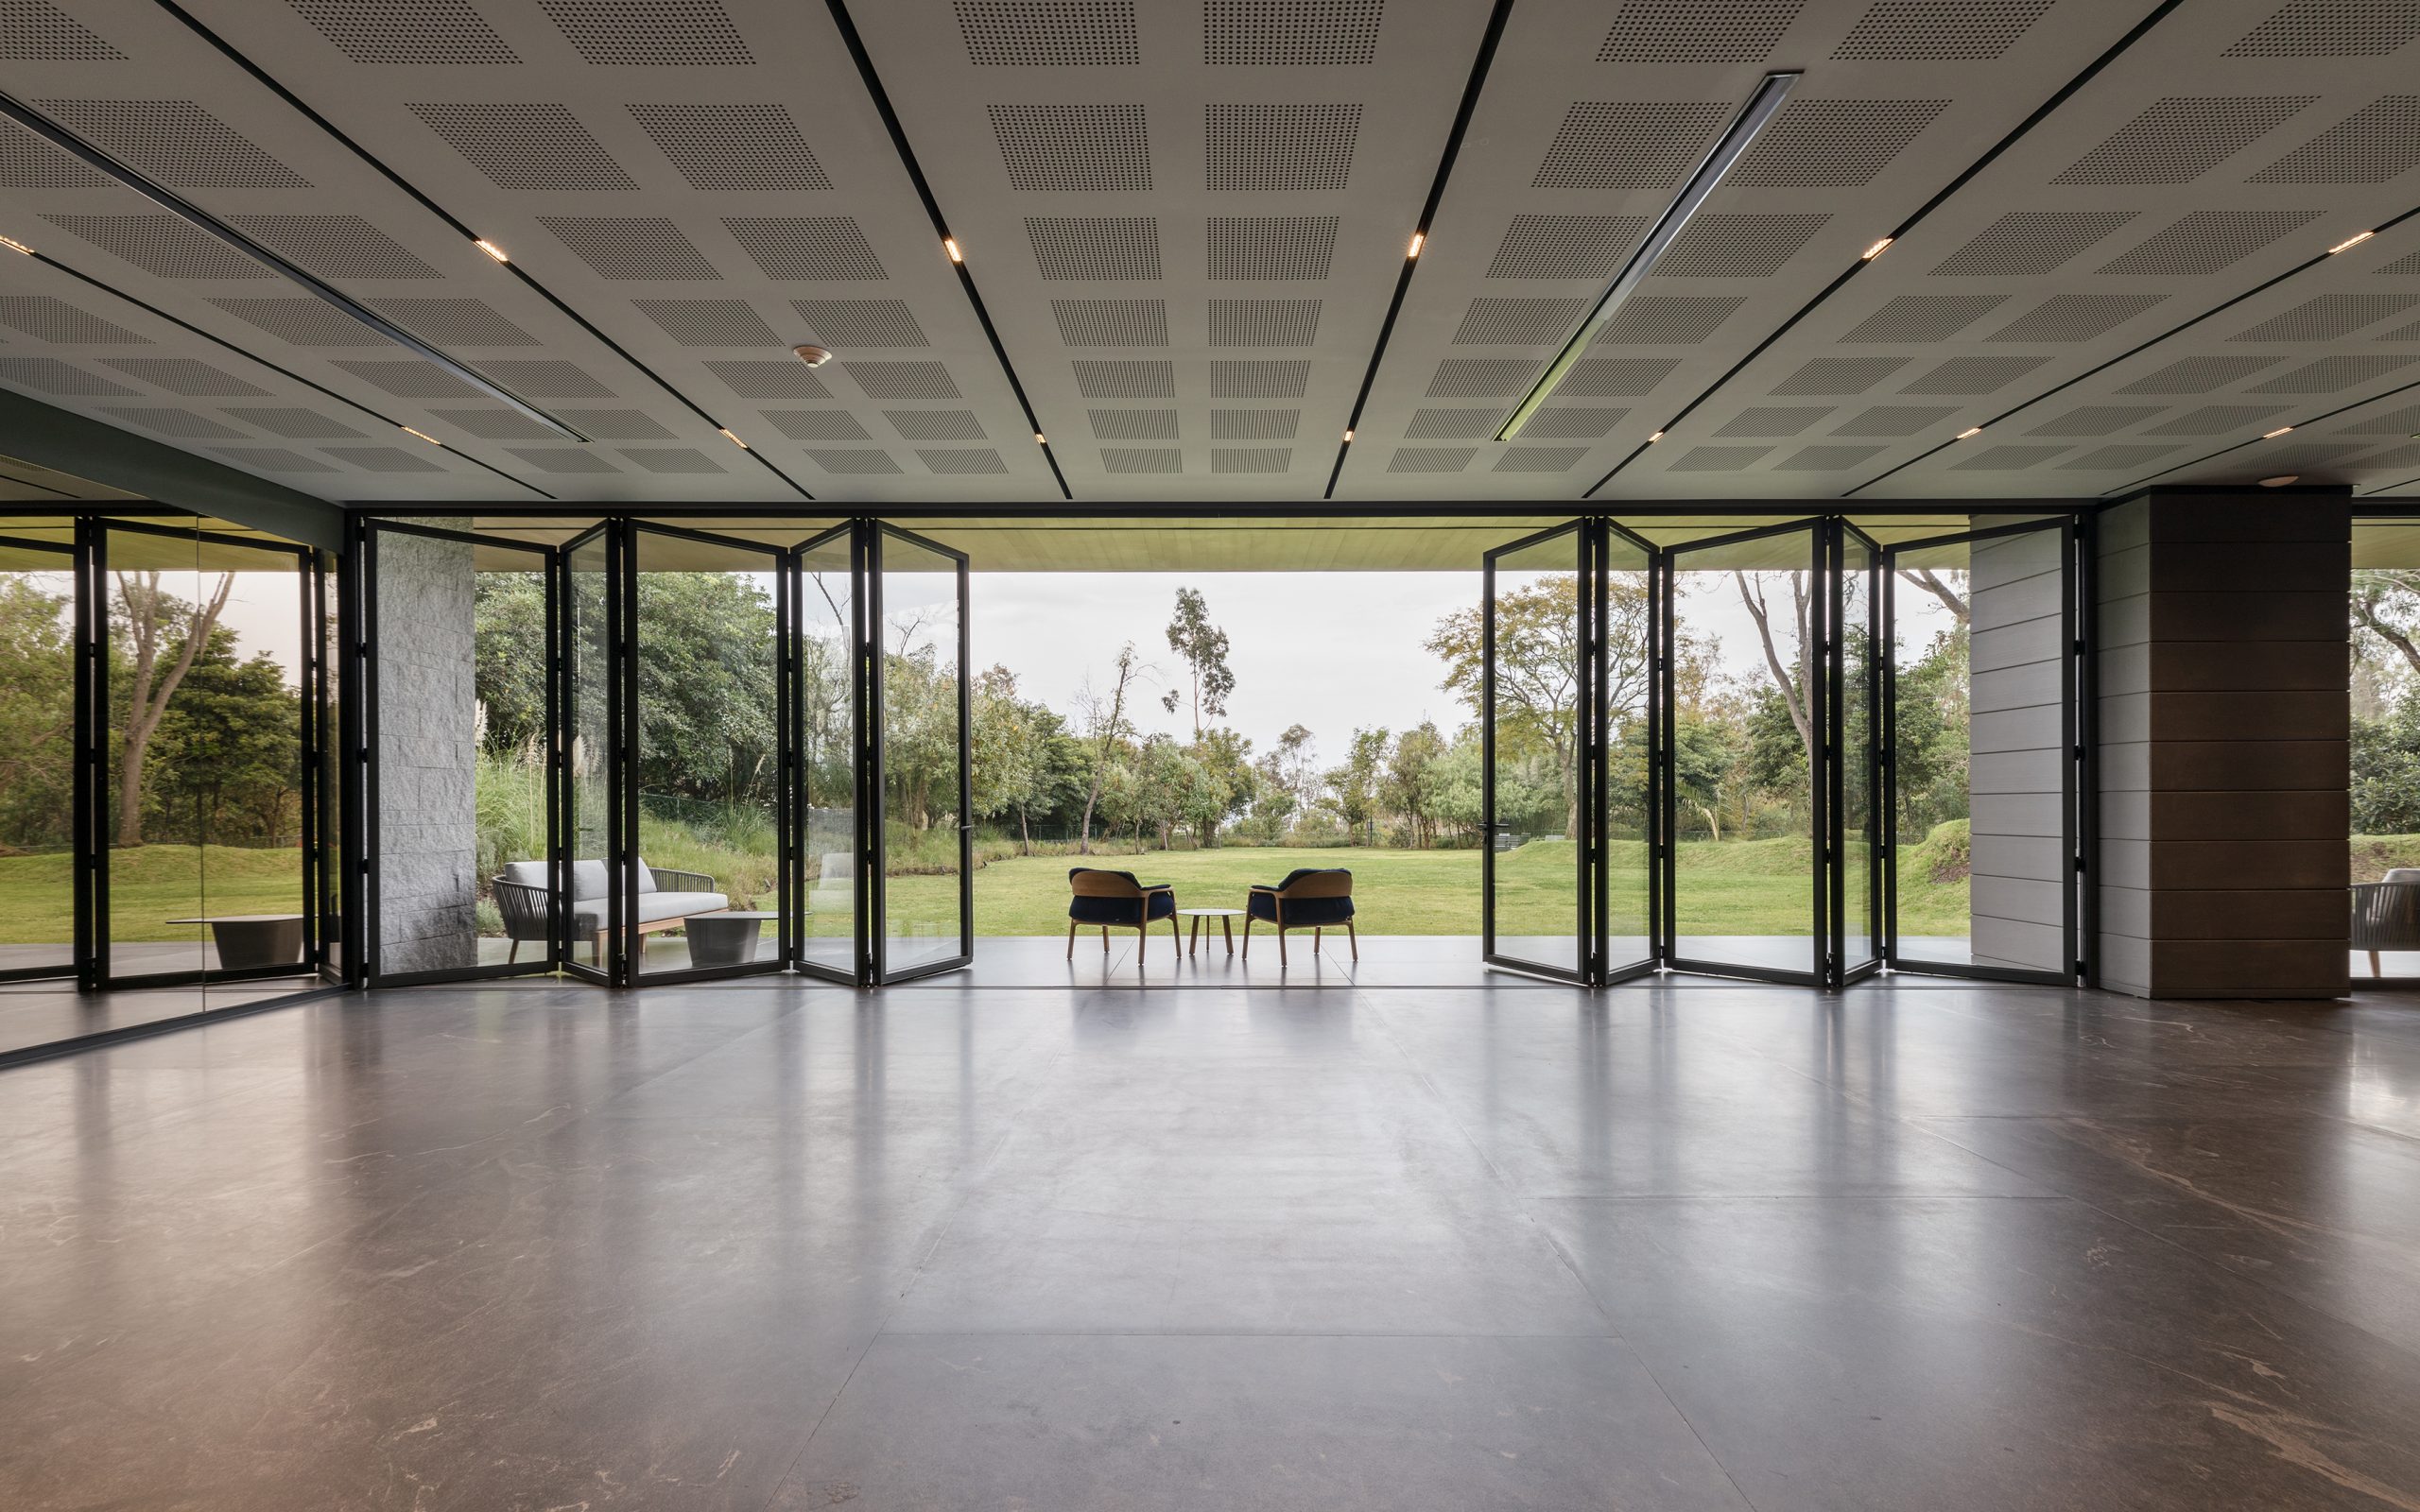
565,889,728,934
635,858,661,894
501,860,548,890
569,859,610,901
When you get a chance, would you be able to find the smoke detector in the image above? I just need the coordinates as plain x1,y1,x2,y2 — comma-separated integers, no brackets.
792,344,832,368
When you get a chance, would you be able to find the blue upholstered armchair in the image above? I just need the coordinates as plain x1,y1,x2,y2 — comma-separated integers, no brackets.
1244,868,1356,964
1066,868,1181,961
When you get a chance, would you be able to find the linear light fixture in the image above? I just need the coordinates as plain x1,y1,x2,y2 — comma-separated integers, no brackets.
2328,230,2374,255
1496,71,1799,442
0,89,584,442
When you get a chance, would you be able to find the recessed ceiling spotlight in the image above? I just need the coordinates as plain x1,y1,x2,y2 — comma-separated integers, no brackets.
1648,430,1665,442
2262,425,2295,438
1955,425,1983,439
1342,428,1354,441
943,237,963,263
2328,231,2375,255
399,425,441,445
792,345,832,368
718,427,748,449
1860,237,1894,261
1033,432,1046,444
474,238,510,264
2259,474,2299,487
0,234,31,255
1407,232,1425,259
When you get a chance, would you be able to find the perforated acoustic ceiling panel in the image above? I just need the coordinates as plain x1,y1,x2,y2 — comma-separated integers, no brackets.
0,0,660,499
1813,0,2420,501
849,0,1492,500
143,0,1060,502
1339,0,2165,501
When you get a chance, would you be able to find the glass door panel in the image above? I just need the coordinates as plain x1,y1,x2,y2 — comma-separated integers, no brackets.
364,524,554,983
1666,523,1824,983
796,525,863,983
101,524,207,984
199,536,313,1001
1604,526,1657,980
1482,522,1590,982
563,524,617,981
630,525,785,979
1837,525,1880,981
1884,520,2075,983
873,526,970,982
0,535,79,981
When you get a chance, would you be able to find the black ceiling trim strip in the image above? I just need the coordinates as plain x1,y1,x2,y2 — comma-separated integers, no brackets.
2106,352,2420,497
821,0,1069,501
14,248,553,499
1585,0,2188,500
139,0,815,502
1847,198,2420,498
1324,0,1517,500
0,88,583,444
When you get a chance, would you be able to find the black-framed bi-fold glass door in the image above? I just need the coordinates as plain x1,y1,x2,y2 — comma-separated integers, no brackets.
870,524,973,984
1661,519,1832,987
792,522,867,986
1478,520,1660,986
94,520,323,992
360,520,559,988
0,530,82,986
1880,517,2082,986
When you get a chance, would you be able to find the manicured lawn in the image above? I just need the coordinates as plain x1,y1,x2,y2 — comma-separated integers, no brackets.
0,835,1976,945
0,846,304,944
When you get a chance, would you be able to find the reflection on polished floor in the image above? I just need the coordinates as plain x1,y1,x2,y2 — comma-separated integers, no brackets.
0,975,317,1061
4,977,2418,1510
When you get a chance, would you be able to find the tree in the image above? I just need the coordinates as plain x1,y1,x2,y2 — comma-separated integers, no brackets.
2352,569,2420,684
112,571,232,847
972,665,1043,852
1734,570,1817,765
1322,727,1389,846
1432,573,1655,840
1076,643,1150,853
1897,568,1969,624
472,573,549,753
1382,719,1449,849
1160,586,1234,738
0,576,77,851
1183,727,1257,848
145,633,300,847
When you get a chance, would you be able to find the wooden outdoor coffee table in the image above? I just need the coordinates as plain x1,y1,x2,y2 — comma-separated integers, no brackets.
1179,907,1245,957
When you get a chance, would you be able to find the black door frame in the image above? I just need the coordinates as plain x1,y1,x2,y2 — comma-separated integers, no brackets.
1832,520,1885,988
1878,515,2083,988
0,529,84,987
357,519,562,988
1480,520,1599,986
1659,517,1829,988
868,522,976,985
792,520,873,987
619,519,795,987
88,517,324,993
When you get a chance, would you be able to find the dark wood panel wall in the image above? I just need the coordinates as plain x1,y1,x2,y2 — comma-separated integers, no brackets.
2096,489,2351,1000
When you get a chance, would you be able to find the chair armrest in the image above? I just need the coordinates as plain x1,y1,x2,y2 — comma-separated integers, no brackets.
1248,884,1279,893
653,868,716,892
1140,882,1173,892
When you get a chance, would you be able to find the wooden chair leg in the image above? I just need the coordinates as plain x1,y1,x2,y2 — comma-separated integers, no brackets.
1169,915,1182,953
1137,921,1146,964
1347,921,1358,961
2372,949,2383,977
1222,915,1234,955
508,939,519,964
1242,916,1253,958
1102,925,1110,954
1314,926,1322,954
1277,928,1288,967
1066,919,1078,960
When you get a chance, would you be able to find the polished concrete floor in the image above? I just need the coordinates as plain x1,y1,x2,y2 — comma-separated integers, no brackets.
4,975,2418,1510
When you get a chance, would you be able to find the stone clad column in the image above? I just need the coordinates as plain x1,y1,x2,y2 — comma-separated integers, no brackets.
2096,489,2350,999
372,527,479,975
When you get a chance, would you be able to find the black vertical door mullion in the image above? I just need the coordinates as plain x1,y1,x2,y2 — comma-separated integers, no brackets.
615,522,637,987
1586,520,1607,986
548,543,570,975
85,522,109,988
957,548,975,963
1880,553,1901,969
865,523,887,985
1820,524,1829,987
1656,542,1675,968
2066,515,2088,987
1479,544,1497,963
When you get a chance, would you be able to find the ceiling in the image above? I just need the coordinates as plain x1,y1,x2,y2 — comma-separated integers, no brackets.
1,0,2417,509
